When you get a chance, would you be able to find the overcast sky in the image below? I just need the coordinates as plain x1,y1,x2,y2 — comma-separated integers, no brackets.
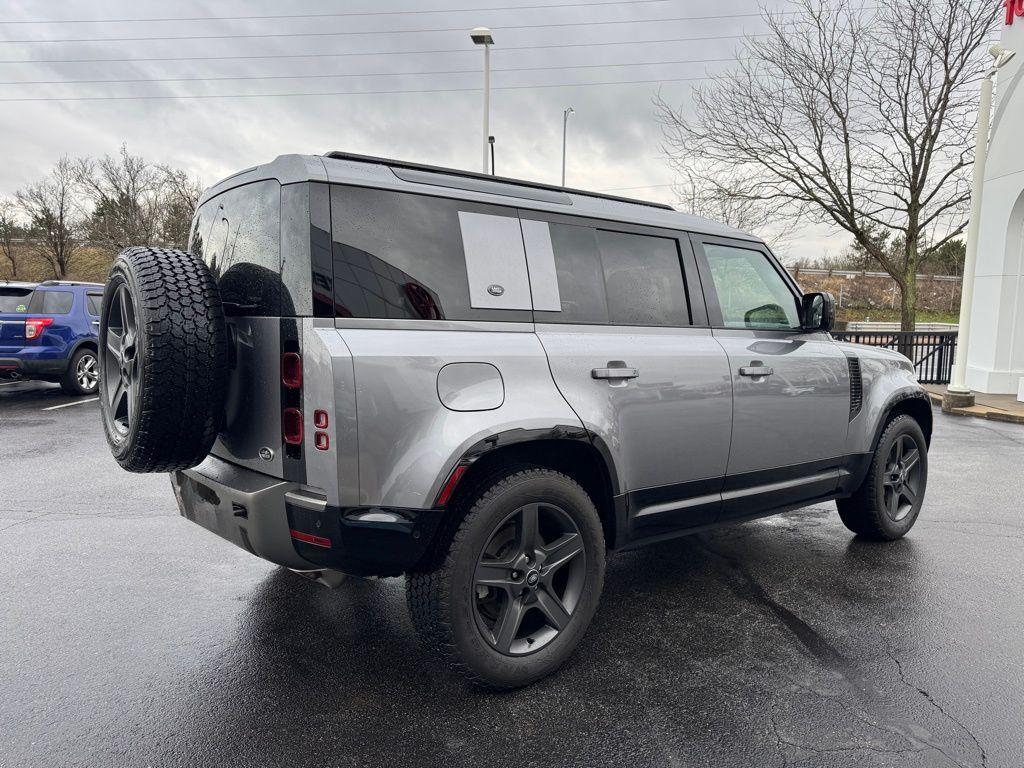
0,0,846,262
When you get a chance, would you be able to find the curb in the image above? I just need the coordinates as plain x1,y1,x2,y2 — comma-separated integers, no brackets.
926,391,1024,425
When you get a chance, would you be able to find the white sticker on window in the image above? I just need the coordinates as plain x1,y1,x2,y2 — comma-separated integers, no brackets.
458,211,533,310
520,219,562,312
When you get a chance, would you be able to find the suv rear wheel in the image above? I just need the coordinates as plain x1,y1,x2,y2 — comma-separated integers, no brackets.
837,414,928,541
61,347,99,395
406,468,606,689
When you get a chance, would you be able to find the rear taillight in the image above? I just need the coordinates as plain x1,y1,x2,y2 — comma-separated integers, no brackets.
282,352,302,389
25,317,54,340
283,408,303,446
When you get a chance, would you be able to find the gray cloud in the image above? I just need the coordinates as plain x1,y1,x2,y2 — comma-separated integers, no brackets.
0,0,842,261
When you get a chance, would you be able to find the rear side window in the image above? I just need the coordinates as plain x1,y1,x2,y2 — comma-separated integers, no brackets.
0,288,33,313
30,290,74,314
190,179,282,316
329,186,530,322
598,230,689,326
86,293,102,316
533,222,690,327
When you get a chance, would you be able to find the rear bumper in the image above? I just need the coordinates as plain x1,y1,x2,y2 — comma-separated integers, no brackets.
0,355,67,378
172,455,445,577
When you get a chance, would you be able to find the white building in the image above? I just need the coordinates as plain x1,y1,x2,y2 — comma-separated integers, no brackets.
966,10,1024,396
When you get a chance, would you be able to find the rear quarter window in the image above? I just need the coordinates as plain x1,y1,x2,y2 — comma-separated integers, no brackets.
190,179,282,316
86,293,103,316
328,186,531,322
30,290,74,314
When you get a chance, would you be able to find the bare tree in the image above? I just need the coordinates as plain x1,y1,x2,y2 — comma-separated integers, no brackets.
75,144,164,254
672,167,795,255
656,0,1000,330
156,164,202,249
0,199,21,278
16,157,81,278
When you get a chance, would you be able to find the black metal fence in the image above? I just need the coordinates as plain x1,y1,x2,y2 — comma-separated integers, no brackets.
832,331,958,384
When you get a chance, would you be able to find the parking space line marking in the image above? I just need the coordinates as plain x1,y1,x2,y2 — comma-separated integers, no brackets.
42,397,99,411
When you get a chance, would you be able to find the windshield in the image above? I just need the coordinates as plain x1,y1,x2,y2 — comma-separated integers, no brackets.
0,287,34,313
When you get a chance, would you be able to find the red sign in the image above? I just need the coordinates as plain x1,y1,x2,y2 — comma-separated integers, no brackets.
1007,0,1024,24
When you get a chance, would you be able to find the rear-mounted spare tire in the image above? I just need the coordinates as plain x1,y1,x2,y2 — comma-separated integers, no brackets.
99,246,229,473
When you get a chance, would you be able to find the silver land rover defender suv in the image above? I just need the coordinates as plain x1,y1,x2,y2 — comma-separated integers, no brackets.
97,153,932,689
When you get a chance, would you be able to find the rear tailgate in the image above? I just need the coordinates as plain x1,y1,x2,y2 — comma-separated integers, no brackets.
0,313,27,351
190,178,290,480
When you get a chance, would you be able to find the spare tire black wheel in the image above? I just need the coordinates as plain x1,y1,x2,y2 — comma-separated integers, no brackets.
99,246,229,473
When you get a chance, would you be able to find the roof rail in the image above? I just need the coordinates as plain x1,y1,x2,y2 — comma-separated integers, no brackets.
38,280,104,287
322,151,675,211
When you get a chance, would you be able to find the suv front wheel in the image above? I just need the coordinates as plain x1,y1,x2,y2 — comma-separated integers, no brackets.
407,468,606,689
837,414,928,541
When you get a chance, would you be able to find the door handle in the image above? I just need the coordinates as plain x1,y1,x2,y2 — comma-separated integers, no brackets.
592,362,639,380
739,365,774,377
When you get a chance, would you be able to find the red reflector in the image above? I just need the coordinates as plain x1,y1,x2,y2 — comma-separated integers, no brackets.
283,408,303,445
290,529,331,548
25,317,54,340
314,431,330,451
436,463,469,507
282,352,302,389
314,409,329,429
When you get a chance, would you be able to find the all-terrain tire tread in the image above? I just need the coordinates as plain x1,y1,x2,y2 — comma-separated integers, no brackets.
406,467,591,691
101,246,228,473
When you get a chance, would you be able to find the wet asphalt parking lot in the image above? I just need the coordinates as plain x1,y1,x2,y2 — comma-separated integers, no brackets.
1,380,1023,768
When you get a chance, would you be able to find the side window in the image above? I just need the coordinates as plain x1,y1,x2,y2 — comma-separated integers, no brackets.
30,291,73,314
194,180,282,316
597,230,689,326
533,222,608,324
86,293,102,316
328,186,530,322
702,244,800,330
532,221,690,327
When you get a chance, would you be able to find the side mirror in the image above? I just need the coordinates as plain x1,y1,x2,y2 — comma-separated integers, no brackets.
800,291,835,333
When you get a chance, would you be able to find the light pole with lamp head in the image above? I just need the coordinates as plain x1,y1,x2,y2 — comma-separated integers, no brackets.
470,27,494,174
561,106,574,186
945,43,1017,408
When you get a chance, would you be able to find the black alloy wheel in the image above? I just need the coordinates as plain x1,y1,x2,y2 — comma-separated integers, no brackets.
406,467,606,689
103,283,139,439
473,502,587,656
881,433,923,522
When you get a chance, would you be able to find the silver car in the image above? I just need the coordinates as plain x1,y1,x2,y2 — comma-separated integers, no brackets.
97,153,932,689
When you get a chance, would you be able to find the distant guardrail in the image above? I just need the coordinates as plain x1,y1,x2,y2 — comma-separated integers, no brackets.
843,321,959,332
791,267,962,283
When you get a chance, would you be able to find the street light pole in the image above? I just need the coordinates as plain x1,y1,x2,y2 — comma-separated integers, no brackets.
946,44,1017,406
470,27,494,174
561,106,574,187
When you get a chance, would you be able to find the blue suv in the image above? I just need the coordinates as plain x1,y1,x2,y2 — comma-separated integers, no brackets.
0,280,103,395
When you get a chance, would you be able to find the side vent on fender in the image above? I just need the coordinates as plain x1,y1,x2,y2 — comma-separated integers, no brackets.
847,355,863,421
